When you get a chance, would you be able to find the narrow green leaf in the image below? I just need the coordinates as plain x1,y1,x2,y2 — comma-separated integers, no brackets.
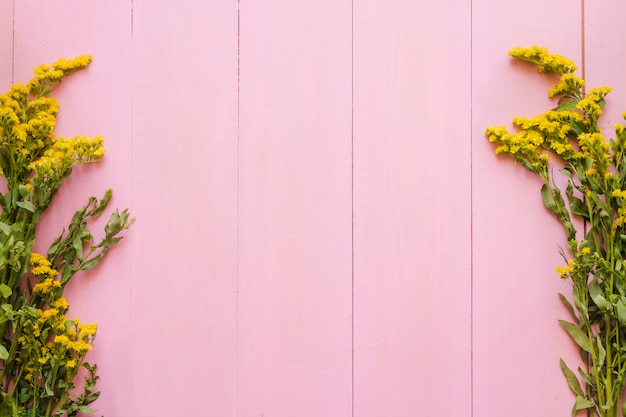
616,298,626,325
15,200,34,213
578,367,594,386
0,285,11,299
589,279,611,311
559,320,592,353
560,358,584,397
0,222,10,236
568,195,589,219
556,100,580,111
541,184,558,214
0,344,8,360
597,338,606,368
72,235,84,261
89,189,112,217
559,293,578,321
78,251,107,272
574,395,595,410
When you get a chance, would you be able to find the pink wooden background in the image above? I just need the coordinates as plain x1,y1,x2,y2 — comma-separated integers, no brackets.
2,1,626,416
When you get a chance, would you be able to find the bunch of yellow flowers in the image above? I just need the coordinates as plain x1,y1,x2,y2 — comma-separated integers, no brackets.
0,57,133,416
486,46,626,417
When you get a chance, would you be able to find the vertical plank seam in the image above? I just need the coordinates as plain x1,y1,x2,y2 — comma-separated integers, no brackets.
236,0,241,416
11,0,15,83
469,0,474,416
581,0,586,85
128,2,134,415
350,1,355,416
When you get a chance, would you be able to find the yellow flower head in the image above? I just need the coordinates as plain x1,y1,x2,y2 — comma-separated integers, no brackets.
509,46,577,74
54,297,69,311
549,73,585,98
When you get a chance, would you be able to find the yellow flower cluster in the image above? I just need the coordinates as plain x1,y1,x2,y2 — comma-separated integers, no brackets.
28,136,105,181
32,55,92,83
0,55,103,206
509,46,577,74
485,109,593,178
579,132,611,174
549,73,585,98
30,253,60,296
556,259,575,278
17,252,98,385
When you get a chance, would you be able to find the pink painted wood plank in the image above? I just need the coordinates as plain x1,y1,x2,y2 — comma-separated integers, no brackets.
352,1,472,416
471,1,583,416
131,1,239,416
12,2,134,415
584,0,626,130
237,1,353,415
0,2,12,86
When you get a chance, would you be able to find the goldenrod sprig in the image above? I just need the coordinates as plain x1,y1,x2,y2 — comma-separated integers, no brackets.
0,56,133,416
486,46,626,417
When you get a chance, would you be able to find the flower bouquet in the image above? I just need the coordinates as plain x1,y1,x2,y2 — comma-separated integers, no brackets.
0,57,133,416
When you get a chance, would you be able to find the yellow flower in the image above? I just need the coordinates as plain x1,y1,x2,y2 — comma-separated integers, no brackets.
509,46,577,74
30,253,50,267
581,247,591,255
65,359,77,369
33,277,61,295
79,323,98,339
54,297,69,311
54,335,73,349
73,340,92,353
40,308,58,321
66,327,77,339
556,259,575,278
549,73,585,98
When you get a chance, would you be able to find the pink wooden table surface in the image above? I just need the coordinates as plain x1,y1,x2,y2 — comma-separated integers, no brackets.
3,1,626,416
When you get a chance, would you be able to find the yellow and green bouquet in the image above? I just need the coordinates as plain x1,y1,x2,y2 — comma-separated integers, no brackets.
487,46,626,417
0,57,133,416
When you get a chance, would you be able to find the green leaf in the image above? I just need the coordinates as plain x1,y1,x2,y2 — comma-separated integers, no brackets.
78,252,107,272
0,285,11,299
568,195,589,219
89,189,112,217
556,99,580,111
616,298,626,326
559,293,578,321
589,279,611,312
578,367,594,386
72,235,84,261
0,344,8,360
559,320,592,353
597,338,606,368
566,182,589,219
541,184,558,214
15,200,34,213
0,223,10,236
574,395,595,411
560,358,584,397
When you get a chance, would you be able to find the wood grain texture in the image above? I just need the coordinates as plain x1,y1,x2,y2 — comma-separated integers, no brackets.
0,1,12,86
471,1,584,416
584,0,626,130
353,1,472,415
131,1,239,416
237,0,353,415
6,1,626,416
